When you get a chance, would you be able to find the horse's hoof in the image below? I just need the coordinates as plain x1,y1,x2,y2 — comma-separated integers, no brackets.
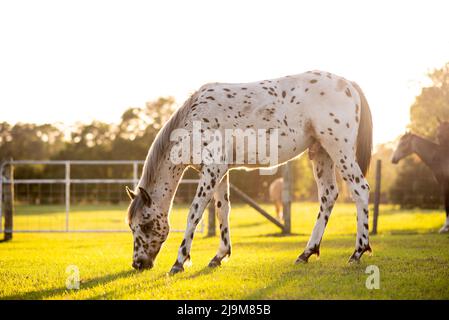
348,257,360,264
208,256,221,268
347,253,361,264
208,259,221,268
295,253,309,264
439,226,449,234
168,265,184,275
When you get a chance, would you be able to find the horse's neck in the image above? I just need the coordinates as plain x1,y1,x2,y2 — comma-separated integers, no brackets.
412,135,438,169
148,160,187,215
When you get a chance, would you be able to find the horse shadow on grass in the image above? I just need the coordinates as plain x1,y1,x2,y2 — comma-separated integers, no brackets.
241,258,370,299
238,231,307,239
182,265,219,280
2,269,146,300
242,270,303,299
261,232,303,237
3,265,220,300
232,221,266,229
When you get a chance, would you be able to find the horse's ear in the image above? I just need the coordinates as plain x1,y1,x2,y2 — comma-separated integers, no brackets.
125,186,136,200
139,187,152,207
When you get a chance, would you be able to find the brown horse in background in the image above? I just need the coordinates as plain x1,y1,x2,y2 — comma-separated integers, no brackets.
269,177,284,221
392,121,449,233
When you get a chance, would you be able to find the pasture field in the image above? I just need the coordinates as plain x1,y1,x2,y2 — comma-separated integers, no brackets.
1,202,449,300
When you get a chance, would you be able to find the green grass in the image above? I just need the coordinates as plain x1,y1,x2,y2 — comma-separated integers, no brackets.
1,202,449,299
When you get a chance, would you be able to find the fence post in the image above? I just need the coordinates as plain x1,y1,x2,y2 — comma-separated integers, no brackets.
207,200,216,237
65,161,70,232
371,159,381,235
282,162,292,234
4,161,14,241
0,161,4,235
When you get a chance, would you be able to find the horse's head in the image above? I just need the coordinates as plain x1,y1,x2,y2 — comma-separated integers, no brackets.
126,186,169,270
392,132,413,164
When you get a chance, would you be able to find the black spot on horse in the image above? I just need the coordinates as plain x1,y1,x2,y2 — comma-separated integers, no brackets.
345,88,352,97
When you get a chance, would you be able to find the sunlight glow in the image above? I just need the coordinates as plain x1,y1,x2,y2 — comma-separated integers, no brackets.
1,0,448,146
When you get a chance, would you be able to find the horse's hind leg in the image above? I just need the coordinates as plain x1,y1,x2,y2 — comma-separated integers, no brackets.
343,162,372,263
296,145,338,263
275,201,282,221
323,143,372,263
208,173,232,267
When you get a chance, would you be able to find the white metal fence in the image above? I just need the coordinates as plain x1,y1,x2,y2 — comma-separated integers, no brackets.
0,160,203,233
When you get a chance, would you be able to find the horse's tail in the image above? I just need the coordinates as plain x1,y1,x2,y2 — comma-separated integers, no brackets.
352,81,373,176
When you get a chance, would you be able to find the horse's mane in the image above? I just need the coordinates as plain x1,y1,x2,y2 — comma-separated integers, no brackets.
138,91,198,189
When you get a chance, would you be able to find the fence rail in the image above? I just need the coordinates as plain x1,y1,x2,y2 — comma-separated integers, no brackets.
0,160,204,234
1,159,382,239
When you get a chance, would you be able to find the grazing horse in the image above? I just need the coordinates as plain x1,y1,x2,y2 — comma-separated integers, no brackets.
392,126,449,233
125,71,373,274
269,177,284,221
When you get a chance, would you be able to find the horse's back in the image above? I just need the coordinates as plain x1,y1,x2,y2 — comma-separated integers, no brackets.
186,71,364,166
192,71,362,127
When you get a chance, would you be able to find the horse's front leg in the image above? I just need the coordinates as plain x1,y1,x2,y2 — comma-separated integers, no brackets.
169,165,227,275
208,173,231,267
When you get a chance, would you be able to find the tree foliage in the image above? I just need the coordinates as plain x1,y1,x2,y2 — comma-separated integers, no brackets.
389,62,449,208
409,62,449,138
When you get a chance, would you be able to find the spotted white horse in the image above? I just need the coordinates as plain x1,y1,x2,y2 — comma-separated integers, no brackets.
125,71,373,274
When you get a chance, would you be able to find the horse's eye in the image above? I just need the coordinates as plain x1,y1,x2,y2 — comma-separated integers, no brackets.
141,221,153,233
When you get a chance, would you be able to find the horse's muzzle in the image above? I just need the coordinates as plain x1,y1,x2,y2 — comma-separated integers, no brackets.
132,257,154,270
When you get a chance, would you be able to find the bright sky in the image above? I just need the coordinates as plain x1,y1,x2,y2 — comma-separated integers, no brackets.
1,0,448,146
